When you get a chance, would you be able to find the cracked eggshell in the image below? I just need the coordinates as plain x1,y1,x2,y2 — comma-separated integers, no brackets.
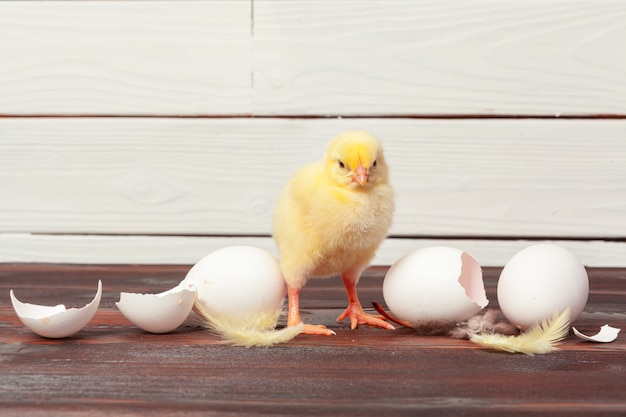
10,280,102,338
182,246,286,317
573,325,620,343
383,247,488,325
497,243,589,330
116,281,196,334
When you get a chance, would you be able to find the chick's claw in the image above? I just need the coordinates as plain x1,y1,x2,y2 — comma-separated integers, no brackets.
301,323,336,336
337,305,396,330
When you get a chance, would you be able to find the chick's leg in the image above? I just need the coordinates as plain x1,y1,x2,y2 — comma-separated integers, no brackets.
337,273,395,330
287,285,336,336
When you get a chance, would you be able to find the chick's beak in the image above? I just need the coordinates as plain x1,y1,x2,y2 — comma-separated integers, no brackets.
351,162,370,186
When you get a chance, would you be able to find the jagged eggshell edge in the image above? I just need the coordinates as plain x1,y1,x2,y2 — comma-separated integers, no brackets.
116,281,196,333
10,280,102,338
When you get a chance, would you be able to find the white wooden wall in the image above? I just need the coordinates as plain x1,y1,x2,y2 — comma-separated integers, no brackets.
1,1,625,266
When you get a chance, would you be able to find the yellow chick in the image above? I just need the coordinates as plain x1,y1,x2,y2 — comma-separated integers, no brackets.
273,131,395,335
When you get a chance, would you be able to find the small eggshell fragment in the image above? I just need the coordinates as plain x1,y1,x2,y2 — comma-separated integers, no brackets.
116,281,196,334
183,246,286,318
497,243,589,330
10,280,102,338
573,325,620,343
383,246,488,325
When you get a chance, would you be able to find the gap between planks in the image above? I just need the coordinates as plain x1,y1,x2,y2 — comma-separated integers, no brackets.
1,114,626,119
22,232,626,243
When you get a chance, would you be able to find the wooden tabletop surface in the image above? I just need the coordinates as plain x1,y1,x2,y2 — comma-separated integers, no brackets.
1,264,625,416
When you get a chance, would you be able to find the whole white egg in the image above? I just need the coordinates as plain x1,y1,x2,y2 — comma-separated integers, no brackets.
383,246,488,325
183,246,286,317
497,243,588,330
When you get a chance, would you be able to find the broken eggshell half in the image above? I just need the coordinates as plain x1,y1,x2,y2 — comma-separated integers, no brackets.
116,281,196,334
383,247,488,325
10,280,102,338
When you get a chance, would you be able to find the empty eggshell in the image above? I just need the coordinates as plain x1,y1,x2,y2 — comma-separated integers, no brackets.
116,281,196,333
182,246,286,318
497,243,589,330
10,280,102,338
383,246,488,325
573,325,620,343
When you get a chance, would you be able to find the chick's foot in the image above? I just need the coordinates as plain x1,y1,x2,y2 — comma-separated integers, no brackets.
337,304,395,330
301,323,336,336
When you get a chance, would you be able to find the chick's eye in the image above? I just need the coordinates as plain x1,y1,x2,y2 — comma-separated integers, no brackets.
373,159,377,167
338,160,345,169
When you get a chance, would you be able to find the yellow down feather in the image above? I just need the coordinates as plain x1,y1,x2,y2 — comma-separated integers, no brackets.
194,300,303,348
469,308,571,355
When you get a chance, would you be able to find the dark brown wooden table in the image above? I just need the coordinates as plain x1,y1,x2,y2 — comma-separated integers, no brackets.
1,264,625,416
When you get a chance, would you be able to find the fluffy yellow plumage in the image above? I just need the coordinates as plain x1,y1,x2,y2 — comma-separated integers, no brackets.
273,131,395,335
469,308,571,355
194,300,303,348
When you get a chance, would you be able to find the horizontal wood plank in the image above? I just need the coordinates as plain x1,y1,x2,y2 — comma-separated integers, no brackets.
1,118,625,239
1,1,625,116
253,0,626,116
1,264,625,416
2,234,626,267
0,1,251,115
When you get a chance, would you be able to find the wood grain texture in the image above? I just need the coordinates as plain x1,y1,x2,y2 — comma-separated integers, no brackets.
1,1,625,116
0,1,251,115
1,118,625,238
253,0,626,116
2,234,626,267
1,264,625,416
1,1,625,266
